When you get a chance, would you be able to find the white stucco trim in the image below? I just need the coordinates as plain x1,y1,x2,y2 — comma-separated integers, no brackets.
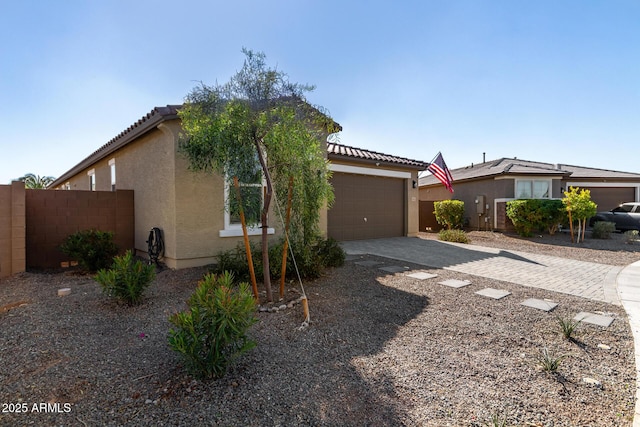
219,226,275,238
330,163,411,179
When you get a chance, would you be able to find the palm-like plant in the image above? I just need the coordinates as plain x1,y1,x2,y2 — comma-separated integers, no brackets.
18,173,55,189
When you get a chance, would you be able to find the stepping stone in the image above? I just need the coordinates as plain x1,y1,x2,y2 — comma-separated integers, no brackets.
379,265,409,273
407,272,438,280
574,312,614,327
438,279,472,288
476,288,511,300
355,260,381,267
521,298,558,312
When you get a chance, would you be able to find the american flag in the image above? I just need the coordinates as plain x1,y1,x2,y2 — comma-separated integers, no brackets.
427,152,454,193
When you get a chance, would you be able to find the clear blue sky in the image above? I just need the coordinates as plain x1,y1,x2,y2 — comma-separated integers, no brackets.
1,0,639,184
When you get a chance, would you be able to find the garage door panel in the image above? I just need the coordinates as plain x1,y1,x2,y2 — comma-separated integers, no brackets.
582,187,635,212
328,172,405,241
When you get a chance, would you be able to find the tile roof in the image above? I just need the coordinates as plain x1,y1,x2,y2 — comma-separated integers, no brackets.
327,143,429,169
51,105,427,188
419,157,640,186
50,105,181,187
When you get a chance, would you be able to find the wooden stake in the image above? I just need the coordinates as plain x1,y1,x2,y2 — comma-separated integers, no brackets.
233,176,259,301
568,209,574,243
301,296,309,323
280,176,294,299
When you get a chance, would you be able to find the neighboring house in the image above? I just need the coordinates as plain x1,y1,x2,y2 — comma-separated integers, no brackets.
50,105,427,269
419,157,640,232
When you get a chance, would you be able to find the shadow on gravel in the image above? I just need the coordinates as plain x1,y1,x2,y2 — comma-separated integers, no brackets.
187,260,430,426
341,236,542,269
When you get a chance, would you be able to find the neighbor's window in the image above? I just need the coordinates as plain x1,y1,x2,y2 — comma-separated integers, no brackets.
88,169,96,191
515,179,550,199
109,158,116,191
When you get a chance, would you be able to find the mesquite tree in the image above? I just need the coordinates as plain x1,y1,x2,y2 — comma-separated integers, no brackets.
179,49,337,302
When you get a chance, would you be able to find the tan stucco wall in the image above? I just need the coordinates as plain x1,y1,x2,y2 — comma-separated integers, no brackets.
56,119,282,269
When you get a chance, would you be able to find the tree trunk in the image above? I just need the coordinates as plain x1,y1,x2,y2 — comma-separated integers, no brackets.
255,139,273,302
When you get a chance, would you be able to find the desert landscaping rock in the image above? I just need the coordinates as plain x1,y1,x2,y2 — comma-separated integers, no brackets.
354,260,381,267
379,265,409,273
1,231,638,426
57,287,71,296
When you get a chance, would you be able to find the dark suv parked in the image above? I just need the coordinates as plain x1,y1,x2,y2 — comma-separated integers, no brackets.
590,202,640,232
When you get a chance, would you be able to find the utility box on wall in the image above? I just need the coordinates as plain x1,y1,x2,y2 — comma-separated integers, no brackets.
475,195,486,214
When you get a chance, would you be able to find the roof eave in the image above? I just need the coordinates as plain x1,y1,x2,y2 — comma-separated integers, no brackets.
49,108,179,188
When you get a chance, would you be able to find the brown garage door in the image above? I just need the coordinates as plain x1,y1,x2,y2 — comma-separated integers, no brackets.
582,187,636,212
328,173,405,241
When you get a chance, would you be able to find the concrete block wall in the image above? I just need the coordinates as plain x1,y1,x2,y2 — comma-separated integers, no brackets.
25,189,134,269
0,181,26,278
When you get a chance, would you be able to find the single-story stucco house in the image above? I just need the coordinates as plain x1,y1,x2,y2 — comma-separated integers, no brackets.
50,105,428,269
419,157,640,232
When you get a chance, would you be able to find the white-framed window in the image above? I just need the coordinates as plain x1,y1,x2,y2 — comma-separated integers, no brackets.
515,179,551,199
219,162,274,237
87,169,96,191
109,158,116,191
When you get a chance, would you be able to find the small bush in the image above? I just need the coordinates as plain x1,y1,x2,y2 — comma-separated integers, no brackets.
556,315,581,340
315,237,346,268
213,237,345,281
484,412,509,427
591,221,616,239
94,250,155,305
60,229,119,272
168,271,257,379
438,229,469,243
506,200,544,237
506,199,568,237
625,230,639,244
433,200,465,230
539,199,567,235
535,347,565,373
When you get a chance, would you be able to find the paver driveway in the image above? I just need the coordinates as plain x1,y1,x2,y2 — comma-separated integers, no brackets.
340,237,623,305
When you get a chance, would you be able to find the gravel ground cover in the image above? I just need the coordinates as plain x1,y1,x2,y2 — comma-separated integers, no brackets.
1,231,639,426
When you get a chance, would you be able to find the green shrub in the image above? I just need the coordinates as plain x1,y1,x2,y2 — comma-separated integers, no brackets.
94,250,155,305
213,237,345,281
556,315,581,340
214,241,263,283
591,221,616,239
168,271,257,379
506,200,544,237
433,200,465,230
625,230,639,244
438,229,469,243
535,347,565,373
60,229,118,272
539,199,567,235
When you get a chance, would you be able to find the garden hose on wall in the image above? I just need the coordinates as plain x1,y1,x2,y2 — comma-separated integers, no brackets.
146,227,164,266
